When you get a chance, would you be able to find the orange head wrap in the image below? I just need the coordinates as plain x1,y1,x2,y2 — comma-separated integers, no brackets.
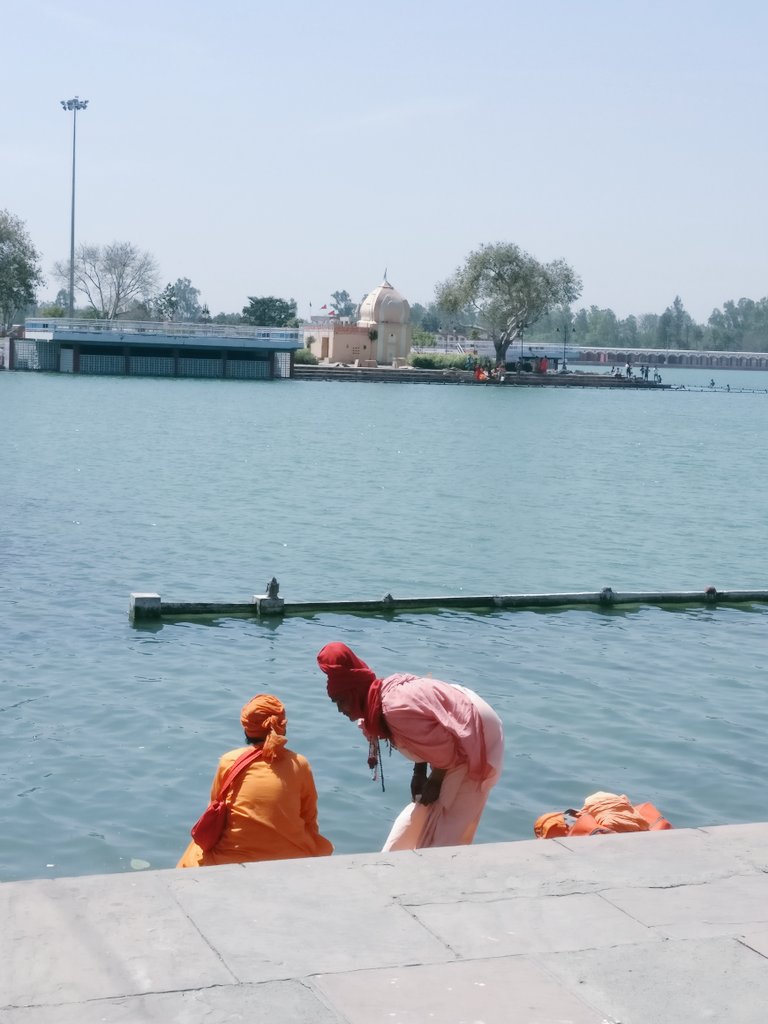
240,693,288,762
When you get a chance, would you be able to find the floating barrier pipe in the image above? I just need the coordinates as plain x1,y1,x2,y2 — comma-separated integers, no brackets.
128,582,768,623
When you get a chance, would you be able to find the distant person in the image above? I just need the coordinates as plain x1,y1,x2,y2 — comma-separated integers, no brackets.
726,383,730,392
177,694,333,867
625,362,632,378
710,379,716,388
317,642,504,851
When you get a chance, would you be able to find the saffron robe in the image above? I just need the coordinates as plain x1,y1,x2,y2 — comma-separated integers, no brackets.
177,746,333,867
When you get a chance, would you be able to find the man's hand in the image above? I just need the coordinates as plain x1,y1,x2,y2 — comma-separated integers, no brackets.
410,763,428,801
419,768,446,806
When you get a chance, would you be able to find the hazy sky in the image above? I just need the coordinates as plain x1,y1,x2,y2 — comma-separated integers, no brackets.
4,0,767,323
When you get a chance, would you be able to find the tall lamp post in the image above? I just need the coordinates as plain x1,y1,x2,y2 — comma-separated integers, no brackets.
60,96,89,319
556,323,575,370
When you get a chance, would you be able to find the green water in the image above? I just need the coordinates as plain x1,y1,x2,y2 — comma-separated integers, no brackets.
2,370,767,881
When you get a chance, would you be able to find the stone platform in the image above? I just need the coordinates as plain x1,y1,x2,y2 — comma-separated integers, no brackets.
293,364,670,387
2,823,767,1023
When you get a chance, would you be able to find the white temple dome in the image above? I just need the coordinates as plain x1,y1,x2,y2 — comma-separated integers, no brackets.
357,275,410,326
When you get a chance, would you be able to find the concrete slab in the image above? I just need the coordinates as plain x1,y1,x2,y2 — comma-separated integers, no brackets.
698,822,768,872
0,981,344,1024
552,825,761,888
362,827,766,908
167,857,454,982
0,873,234,1007
601,872,768,937
740,928,768,959
314,956,608,1024
359,839,579,903
541,936,768,1024
2,824,768,1023
410,892,652,957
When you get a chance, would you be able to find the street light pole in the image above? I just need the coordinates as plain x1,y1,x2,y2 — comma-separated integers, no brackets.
556,322,575,371
61,96,89,319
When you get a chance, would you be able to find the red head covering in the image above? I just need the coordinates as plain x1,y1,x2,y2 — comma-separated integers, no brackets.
316,641,391,755
240,693,288,762
316,642,376,719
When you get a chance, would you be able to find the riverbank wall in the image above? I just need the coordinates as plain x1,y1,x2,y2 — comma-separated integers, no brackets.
3,824,767,1022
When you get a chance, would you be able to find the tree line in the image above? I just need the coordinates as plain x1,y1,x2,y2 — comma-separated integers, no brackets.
521,296,768,353
414,285,768,356
2,209,768,353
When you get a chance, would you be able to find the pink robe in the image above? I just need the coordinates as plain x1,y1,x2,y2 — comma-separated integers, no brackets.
377,675,504,851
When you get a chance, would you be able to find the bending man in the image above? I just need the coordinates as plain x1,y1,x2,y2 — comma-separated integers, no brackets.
317,642,504,851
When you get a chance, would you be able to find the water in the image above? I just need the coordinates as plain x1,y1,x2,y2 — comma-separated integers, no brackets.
2,369,767,881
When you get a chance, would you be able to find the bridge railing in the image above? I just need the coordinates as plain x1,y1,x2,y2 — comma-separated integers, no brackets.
25,318,300,343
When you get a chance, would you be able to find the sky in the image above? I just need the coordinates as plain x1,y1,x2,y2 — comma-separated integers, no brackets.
3,0,767,324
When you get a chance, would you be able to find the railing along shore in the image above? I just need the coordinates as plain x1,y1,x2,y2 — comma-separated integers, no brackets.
129,581,768,622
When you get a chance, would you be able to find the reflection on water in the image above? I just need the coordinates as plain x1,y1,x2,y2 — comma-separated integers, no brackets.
1,372,767,881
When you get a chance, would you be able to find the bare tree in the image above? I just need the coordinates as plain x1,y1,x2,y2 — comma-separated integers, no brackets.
55,242,160,319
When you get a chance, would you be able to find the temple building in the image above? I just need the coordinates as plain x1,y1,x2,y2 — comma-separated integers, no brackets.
303,275,412,366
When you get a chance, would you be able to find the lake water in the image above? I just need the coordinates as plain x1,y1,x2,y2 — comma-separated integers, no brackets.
2,367,767,882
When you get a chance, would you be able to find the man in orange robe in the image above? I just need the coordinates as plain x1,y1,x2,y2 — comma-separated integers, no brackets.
177,694,333,867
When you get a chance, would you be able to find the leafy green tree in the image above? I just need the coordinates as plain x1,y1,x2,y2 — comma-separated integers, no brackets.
242,295,298,327
403,299,472,334
330,289,356,318
636,313,660,347
619,314,639,347
706,298,768,351
54,241,159,319
294,347,318,364
412,327,436,347
122,299,154,321
410,302,426,328
586,306,620,346
436,242,581,364
37,302,68,317
212,311,245,325
0,210,44,332
154,283,179,321
37,288,69,318
421,307,442,332
573,307,589,337
656,296,696,349
154,277,201,321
